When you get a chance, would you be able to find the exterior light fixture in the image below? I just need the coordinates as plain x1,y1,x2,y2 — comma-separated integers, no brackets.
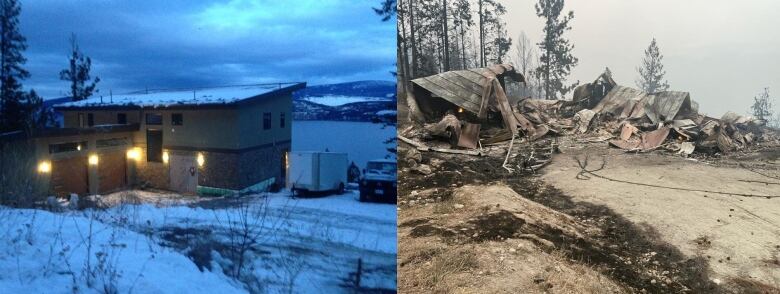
458,108,464,113
162,151,169,164
37,161,51,173
197,152,205,167
88,154,99,165
77,144,82,151
127,148,141,160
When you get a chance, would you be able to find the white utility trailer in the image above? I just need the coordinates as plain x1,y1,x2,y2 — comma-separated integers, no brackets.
286,151,348,195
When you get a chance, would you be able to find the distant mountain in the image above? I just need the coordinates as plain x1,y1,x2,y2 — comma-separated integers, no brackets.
293,80,397,122
293,80,396,100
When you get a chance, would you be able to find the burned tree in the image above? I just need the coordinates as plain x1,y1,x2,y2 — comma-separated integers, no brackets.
751,87,773,124
635,38,670,94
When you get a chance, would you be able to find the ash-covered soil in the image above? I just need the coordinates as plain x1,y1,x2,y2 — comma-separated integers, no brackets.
398,139,780,293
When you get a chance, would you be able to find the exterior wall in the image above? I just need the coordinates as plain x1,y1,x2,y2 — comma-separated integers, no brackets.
0,140,44,205
0,130,136,202
198,151,241,190
62,110,141,127
238,142,290,188
237,93,293,148
41,90,295,195
132,108,241,150
132,147,169,190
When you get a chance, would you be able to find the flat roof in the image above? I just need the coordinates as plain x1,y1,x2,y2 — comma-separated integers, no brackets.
54,82,305,110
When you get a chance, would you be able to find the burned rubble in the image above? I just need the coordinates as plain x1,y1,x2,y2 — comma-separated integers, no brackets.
400,65,780,171
398,65,780,293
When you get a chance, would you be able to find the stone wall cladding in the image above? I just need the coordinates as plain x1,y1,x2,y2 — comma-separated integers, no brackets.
135,158,169,190
238,142,290,188
198,151,241,190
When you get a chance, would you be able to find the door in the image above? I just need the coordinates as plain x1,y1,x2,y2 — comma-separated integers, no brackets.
169,154,198,195
51,156,89,197
146,130,163,162
98,151,126,194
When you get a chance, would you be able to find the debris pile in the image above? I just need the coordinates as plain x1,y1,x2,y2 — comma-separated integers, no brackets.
576,70,776,155
401,65,779,170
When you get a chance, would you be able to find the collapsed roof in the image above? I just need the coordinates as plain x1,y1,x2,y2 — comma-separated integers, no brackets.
408,64,527,135
591,85,699,124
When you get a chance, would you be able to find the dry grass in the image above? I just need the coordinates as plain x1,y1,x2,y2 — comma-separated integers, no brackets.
426,247,479,288
399,241,478,294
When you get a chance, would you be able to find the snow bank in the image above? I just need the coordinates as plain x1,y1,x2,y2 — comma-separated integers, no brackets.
0,208,243,293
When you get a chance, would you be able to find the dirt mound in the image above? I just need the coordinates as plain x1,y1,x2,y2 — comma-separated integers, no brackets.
458,210,526,242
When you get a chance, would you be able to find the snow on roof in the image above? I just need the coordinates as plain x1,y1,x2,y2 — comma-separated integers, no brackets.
56,83,304,109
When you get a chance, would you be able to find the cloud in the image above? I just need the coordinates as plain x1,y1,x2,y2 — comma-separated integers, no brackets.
19,0,395,98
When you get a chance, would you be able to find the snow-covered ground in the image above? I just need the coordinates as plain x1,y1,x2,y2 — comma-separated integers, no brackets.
0,190,396,293
292,121,396,168
302,95,391,107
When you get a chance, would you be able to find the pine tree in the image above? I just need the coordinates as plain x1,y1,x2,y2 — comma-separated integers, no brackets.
0,0,31,132
635,38,670,93
60,33,100,101
535,0,578,100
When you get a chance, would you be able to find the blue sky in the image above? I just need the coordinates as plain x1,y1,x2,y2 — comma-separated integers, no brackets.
20,0,396,99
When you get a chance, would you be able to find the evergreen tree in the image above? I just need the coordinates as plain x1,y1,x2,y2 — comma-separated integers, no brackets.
60,33,100,101
635,38,670,93
535,0,578,100
0,0,31,132
373,0,397,21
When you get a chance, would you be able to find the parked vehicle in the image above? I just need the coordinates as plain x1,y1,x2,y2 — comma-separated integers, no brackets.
287,152,347,196
359,159,397,203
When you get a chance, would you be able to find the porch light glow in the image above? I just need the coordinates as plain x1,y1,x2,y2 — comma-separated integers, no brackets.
127,148,141,160
458,108,463,113
162,151,169,164
197,153,205,167
37,161,51,173
88,154,99,165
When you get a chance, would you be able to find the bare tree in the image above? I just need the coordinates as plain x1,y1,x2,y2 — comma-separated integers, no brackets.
635,38,670,93
751,87,773,124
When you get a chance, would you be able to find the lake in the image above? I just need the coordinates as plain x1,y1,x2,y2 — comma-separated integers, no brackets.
292,120,396,168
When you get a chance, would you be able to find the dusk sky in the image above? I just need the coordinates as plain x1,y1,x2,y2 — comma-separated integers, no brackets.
503,0,780,117
19,0,396,99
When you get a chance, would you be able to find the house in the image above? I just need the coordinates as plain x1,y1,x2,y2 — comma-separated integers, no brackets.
0,82,304,201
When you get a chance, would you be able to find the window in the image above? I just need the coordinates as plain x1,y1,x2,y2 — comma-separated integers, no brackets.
171,113,183,126
49,141,87,154
145,113,162,125
78,113,85,127
146,130,163,162
280,112,285,128
117,113,127,124
263,112,271,130
87,113,94,127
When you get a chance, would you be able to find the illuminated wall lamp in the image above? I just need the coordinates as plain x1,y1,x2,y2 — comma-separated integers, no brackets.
88,154,99,165
127,148,141,160
162,151,169,164
197,152,205,167
37,161,51,173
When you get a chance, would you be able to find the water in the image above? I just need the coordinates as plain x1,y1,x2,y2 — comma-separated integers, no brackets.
292,120,396,168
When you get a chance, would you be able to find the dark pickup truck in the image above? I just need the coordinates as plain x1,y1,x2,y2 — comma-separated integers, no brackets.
358,159,397,203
